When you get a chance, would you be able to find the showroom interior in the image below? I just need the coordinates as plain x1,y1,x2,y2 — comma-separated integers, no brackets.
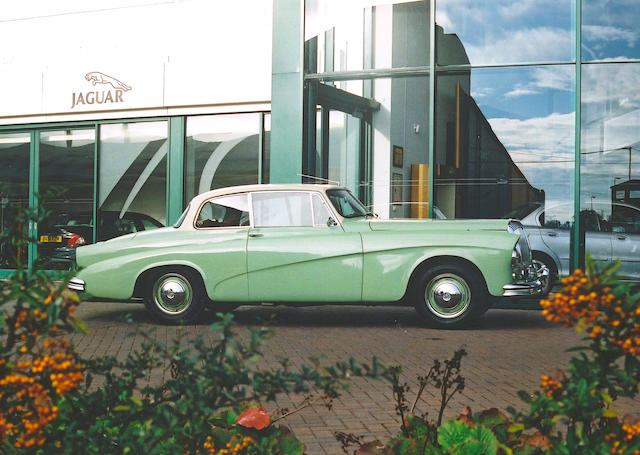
0,0,639,279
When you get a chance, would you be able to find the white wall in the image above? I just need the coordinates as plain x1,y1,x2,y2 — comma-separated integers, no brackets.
0,0,272,125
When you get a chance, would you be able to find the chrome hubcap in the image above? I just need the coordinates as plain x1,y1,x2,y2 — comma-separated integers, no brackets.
153,274,193,315
425,273,471,319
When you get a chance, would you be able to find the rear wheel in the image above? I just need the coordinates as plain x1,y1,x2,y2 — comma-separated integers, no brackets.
143,269,205,324
413,264,488,328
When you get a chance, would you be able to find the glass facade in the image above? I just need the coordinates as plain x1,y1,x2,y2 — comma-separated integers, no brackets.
99,121,168,240
0,113,268,273
303,0,640,279
185,114,262,203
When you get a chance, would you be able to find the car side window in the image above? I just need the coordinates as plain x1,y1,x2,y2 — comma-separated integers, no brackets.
196,194,249,228
252,192,313,227
541,205,572,230
311,193,333,226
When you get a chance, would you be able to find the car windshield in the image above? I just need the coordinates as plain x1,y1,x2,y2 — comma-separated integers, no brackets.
326,189,370,218
173,204,190,228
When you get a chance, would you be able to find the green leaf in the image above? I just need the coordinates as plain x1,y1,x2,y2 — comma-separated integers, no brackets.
438,421,472,450
273,434,305,455
113,405,131,412
602,409,617,418
508,424,525,433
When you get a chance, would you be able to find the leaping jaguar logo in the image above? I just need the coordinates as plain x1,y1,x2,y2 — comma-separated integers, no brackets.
71,72,132,108
84,72,132,91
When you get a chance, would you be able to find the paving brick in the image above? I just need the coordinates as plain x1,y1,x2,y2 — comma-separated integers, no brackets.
71,301,640,455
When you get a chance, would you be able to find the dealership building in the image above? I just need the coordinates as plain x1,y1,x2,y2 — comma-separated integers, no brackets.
0,0,639,278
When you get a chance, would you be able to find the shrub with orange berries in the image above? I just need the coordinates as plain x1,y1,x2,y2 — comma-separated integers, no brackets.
510,256,640,455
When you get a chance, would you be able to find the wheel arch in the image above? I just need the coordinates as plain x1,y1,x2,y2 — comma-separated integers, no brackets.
404,255,489,299
133,264,207,299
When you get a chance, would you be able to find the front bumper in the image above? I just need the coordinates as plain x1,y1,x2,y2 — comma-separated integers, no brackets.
503,266,549,297
68,277,86,292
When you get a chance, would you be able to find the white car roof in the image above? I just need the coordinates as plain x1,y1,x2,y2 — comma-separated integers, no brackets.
188,183,344,206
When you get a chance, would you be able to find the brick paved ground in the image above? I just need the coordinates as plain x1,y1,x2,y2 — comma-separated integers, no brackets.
69,301,640,455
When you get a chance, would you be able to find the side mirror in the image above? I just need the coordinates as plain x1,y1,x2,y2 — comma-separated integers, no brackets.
327,217,338,227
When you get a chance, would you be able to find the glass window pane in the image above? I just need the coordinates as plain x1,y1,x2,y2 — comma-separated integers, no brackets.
185,114,260,203
195,194,249,228
99,121,167,241
305,0,431,72
581,63,640,279
312,193,332,226
0,133,30,268
252,192,313,227
372,76,431,218
583,1,640,62
38,129,95,268
435,66,575,273
436,0,574,66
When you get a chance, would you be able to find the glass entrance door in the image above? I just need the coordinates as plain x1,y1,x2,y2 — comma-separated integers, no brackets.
307,82,378,204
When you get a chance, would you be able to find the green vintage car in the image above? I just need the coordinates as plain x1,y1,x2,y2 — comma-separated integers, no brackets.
68,184,547,327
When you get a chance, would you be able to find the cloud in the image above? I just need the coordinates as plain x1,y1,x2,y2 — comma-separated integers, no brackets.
583,25,638,47
465,27,572,65
487,112,575,195
504,86,539,99
470,87,494,99
531,66,574,92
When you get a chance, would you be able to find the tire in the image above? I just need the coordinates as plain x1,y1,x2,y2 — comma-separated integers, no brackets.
532,253,557,297
413,263,488,328
143,269,206,324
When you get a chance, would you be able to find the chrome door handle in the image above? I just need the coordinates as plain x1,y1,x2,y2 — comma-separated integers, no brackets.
617,236,627,240
248,233,263,238
547,232,558,237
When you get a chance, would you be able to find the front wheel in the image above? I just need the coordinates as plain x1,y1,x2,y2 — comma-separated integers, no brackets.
143,269,205,324
532,254,556,296
413,264,488,328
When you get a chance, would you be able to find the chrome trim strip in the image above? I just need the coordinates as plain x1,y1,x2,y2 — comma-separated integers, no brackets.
503,265,549,297
68,277,86,292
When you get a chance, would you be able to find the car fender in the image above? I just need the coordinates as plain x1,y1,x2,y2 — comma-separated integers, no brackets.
361,231,516,301
76,251,248,301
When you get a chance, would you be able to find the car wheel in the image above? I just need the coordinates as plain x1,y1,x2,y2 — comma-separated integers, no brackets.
532,254,556,296
144,270,205,323
413,264,488,328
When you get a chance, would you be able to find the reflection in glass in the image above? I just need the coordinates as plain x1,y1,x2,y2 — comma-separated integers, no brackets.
38,129,95,268
0,133,30,268
434,66,575,275
436,0,574,66
185,114,260,203
582,1,640,62
581,63,640,278
99,122,167,241
435,66,574,218
305,0,430,72
384,76,430,218
328,110,361,194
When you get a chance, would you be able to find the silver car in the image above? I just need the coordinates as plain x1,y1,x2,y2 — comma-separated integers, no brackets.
519,201,640,294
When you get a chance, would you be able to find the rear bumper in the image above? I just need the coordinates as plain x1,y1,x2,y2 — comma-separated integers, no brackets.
68,277,86,292
503,266,549,297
